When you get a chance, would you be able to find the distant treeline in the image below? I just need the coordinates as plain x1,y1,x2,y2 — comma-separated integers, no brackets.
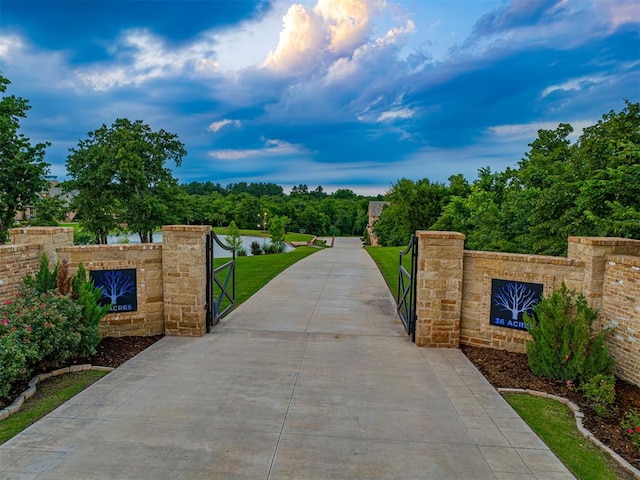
177,182,383,237
374,101,640,256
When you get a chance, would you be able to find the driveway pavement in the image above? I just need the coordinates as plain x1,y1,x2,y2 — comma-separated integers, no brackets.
0,237,574,479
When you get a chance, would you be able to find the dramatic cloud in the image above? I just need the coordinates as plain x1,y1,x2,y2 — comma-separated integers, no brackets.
0,0,637,193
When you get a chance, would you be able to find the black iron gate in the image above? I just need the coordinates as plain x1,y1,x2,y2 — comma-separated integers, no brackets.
206,231,236,332
397,235,417,342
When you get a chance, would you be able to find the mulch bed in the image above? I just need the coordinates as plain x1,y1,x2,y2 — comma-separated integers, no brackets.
461,344,640,470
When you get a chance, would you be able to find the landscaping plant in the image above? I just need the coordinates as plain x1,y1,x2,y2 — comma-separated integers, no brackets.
525,283,614,382
578,374,617,418
621,409,640,451
0,255,109,398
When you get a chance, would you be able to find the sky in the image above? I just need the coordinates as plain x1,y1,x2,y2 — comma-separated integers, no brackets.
0,0,638,196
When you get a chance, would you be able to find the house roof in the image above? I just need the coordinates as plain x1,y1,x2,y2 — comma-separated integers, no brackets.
368,201,390,217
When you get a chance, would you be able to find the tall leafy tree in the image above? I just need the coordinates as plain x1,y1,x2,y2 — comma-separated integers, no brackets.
0,73,50,243
66,118,186,243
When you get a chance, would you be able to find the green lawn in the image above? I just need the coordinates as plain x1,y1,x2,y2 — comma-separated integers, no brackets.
365,245,409,301
504,394,630,480
213,246,319,311
0,370,108,445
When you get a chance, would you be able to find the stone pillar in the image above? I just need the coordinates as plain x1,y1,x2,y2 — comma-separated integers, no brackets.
414,231,465,347
162,225,209,336
567,237,640,311
9,227,74,264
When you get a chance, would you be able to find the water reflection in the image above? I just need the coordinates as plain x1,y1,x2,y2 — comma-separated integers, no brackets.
106,233,293,257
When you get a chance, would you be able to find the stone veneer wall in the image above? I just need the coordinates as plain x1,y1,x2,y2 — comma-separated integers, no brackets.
600,255,640,386
57,244,164,337
460,251,584,352
6,225,210,338
0,244,42,302
414,231,640,386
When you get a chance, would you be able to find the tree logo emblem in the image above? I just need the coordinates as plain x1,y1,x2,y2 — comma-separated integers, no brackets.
89,268,137,313
489,279,543,330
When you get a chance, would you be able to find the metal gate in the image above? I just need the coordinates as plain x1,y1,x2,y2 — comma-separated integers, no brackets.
397,235,417,342
206,231,236,332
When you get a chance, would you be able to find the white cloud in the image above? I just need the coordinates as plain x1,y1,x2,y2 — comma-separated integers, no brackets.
541,74,608,97
208,119,241,132
76,30,220,90
263,3,325,73
0,34,23,59
488,120,593,141
314,0,371,56
208,139,309,160
377,107,415,122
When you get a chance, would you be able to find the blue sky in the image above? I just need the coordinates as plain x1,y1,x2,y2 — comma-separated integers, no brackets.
1,0,638,195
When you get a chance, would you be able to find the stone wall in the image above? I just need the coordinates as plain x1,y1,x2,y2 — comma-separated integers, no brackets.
0,244,42,302
460,250,584,352
6,226,210,338
57,244,164,337
414,231,640,386
601,255,640,386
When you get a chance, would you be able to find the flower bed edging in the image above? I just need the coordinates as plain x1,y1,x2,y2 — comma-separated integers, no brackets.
499,387,640,480
0,364,114,421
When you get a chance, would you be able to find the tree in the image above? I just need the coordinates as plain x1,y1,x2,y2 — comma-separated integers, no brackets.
30,194,66,226
224,220,243,250
0,73,50,243
269,215,286,253
66,118,185,243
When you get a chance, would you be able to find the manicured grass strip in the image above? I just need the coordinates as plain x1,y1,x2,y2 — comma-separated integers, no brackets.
503,393,626,480
213,246,319,309
365,245,409,301
0,370,108,445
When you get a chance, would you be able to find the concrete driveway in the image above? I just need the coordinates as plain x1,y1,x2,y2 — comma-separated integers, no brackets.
0,237,573,479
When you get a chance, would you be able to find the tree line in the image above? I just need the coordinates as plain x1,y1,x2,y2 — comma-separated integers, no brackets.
374,101,640,255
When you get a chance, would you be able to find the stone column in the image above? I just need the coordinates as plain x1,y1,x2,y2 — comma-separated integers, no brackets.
567,237,640,311
414,231,465,347
162,225,210,336
9,227,74,264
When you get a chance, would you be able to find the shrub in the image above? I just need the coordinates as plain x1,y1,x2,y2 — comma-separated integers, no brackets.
237,248,247,257
578,374,616,418
525,283,614,382
71,263,110,357
0,326,28,398
23,253,58,293
250,241,262,255
621,409,640,451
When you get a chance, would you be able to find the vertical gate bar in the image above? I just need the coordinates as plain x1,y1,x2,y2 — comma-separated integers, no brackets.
410,235,418,342
206,232,212,333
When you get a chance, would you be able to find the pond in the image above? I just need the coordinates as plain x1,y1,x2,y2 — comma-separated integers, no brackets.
106,233,294,257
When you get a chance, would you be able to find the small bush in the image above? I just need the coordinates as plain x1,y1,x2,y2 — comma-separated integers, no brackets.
525,283,614,382
73,229,95,245
237,248,247,257
71,263,110,357
621,409,640,451
578,374,616,418
23,253,58,293
250,241,262,255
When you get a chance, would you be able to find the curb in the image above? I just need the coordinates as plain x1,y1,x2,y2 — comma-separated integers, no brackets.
499,388,640,480
0,364,114,421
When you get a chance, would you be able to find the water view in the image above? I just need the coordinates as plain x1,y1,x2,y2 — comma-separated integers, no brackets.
106,233,294,257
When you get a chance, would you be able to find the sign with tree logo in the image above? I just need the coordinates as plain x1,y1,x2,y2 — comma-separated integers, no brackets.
89,269,137,313
490,279,543,331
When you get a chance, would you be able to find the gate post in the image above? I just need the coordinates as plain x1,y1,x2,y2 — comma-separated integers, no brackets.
414,231,465,347
162,225,209,336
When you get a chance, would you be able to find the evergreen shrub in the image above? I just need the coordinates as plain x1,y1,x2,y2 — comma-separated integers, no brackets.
525,283,614,382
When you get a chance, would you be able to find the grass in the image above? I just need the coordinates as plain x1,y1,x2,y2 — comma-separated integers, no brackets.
213,246,319,310
504,393,627,480
365,245,409,301
0,370,108,445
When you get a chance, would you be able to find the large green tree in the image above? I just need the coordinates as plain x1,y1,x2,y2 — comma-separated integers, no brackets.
66,118,186,243
0,73,50,243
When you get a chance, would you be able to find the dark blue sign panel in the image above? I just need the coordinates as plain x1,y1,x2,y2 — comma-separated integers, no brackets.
89,268,137,313
490,279,543,331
